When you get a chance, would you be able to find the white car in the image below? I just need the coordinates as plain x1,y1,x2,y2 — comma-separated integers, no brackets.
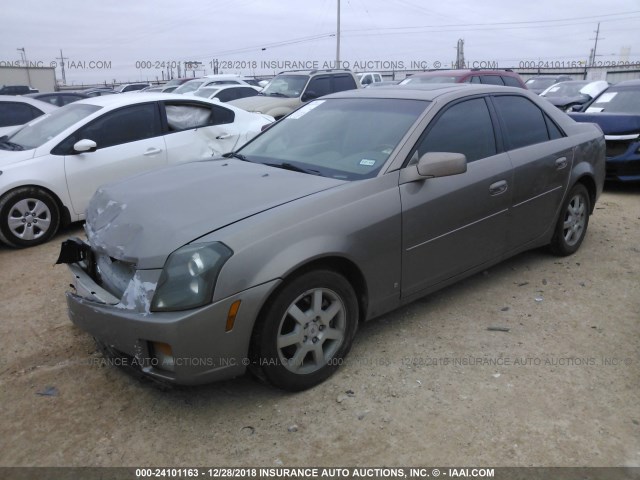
0,93,274,247
192,85,260,102
0,95,58,137
174,75,260,96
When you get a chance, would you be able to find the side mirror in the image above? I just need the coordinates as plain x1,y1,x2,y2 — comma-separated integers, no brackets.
400,152,467,184
73,139,97,153
570,104,583,112
301,90,319,102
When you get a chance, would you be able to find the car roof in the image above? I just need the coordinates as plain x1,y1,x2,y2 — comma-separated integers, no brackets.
408,69,517,78
72,92,225,107
0,94,58,111
614,79,640,87
70,92,254,117
325,83,525,101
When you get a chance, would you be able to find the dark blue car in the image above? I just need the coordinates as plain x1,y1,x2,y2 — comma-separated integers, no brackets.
569,79,640,182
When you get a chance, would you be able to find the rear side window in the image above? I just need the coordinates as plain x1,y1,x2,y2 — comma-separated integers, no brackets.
502,76,522,88
493,95,550,149
545,115,564,139
165,104,212,130
332,74,357,92
414,97,496,163
481,75,505,86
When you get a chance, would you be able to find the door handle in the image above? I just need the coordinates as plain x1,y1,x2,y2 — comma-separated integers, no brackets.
143,148,163,156
555,157,568,170
489,180,508,196
216,133,231,140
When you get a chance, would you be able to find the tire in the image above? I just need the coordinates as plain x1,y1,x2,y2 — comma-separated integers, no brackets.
550,183,590,256
250,270,359,391
0,187,61,248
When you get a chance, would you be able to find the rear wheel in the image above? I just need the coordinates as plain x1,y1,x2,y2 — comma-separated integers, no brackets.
250,270,358,391
0,187,60,248
550,183,590,256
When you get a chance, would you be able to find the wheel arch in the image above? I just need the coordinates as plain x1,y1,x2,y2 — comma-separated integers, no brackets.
574,174,597,214
255,255,369,328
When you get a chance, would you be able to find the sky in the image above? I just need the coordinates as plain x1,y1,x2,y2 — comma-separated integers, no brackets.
1,0,639,85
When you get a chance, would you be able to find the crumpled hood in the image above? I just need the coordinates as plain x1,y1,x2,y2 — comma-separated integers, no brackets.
0,148,36,167
230,95,296,113
569,112,640,136
85,159,345,269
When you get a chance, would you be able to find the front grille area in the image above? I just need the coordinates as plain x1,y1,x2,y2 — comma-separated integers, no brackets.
605,140,633,158
95,252,136,299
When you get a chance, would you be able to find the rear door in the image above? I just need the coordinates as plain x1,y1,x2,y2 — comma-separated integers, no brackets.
160,100,241,164
63,102,167,215
400,96,513,297
490,94,574,249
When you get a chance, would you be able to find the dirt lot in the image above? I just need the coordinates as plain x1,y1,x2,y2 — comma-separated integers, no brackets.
0,184,638,468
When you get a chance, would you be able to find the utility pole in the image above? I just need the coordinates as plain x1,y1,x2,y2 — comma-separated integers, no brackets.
589,22,602,67
336,0,341,69
17,47,32,86
57,49,68,85
456,39,465,69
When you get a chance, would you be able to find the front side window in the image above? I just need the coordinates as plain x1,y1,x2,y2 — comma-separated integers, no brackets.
78,103,160,149
306,76,331,98
413,97,496,163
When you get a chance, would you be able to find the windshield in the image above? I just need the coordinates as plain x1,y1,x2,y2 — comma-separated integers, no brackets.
238,98,429,180
165,78,188,87
586,87,640,114
174,80,205,94
542,81,590,97
400,76,458,85
194,87,220,98
8,103,101,150
260,75,309,98
525,78,558,90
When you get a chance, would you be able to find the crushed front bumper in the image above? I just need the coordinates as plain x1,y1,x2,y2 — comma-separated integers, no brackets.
62,240,279,385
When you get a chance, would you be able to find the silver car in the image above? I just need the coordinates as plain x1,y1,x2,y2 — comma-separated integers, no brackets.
59,84,605,391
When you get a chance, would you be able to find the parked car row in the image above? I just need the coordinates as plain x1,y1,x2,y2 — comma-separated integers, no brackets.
0,93,274,247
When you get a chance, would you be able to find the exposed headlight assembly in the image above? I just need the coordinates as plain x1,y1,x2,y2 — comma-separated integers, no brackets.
151,242,233,312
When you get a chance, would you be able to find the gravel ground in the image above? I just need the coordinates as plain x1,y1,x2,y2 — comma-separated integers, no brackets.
0,184,638,468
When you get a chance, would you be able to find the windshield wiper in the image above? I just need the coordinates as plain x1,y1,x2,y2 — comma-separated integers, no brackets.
0,139,24,151
266,92,288,97
223,151,250,162
265,162,322,176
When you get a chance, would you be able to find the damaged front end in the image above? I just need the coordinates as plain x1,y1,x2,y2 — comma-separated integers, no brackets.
56,192,273,386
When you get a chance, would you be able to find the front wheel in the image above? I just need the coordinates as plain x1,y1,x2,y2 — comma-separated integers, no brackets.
550,183,591,256
0,187,61,248
250,270,359,391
